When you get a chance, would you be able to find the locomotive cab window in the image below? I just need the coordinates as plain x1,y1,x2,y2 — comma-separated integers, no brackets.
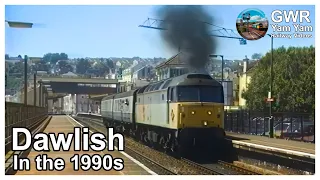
177,85,224,103
168,87,177,102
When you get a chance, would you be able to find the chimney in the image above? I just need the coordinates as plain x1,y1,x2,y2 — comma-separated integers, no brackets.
243,55,249,73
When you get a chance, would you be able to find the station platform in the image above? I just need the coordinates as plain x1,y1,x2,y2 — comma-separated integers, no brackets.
226,132,315,158
14,115,155,175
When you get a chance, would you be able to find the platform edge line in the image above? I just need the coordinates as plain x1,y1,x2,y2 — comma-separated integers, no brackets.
229,139,315,159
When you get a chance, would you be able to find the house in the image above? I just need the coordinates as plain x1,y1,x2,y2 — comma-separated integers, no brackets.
61,72,78,78
155,52,189,81
238,57,258,107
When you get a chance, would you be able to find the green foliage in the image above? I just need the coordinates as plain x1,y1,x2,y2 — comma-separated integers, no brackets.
58,60,73,74
6,76,22,90
43,53,68,64
242,46,315,113
251,53,262,60
7,61,24,74
76,58,91,74
34,60,49,72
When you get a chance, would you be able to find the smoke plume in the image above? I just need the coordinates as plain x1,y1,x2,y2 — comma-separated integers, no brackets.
157,5,217,71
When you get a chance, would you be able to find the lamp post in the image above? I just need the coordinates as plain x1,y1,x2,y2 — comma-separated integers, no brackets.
267,34,274,138
6,20,34,105
209,54,224,81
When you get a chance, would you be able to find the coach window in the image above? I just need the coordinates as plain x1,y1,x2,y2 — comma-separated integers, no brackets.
162,94,164,101
149,85,154,91
144,86,151,92
161,79,172,89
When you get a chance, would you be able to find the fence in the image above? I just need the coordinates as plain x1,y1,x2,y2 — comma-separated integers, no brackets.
224,109,315,143
5,102,48,154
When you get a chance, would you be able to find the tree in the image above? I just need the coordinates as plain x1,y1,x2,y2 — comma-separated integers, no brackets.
251,53,262,60
58,60,73,74
35,60,49,72
106,59,115,70
242,46,315,113
76,58,91,74
92,61,111,77
43,52,69,64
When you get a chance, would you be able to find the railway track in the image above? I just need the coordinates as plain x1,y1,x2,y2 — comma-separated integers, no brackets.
182,158,261,175
217,160,260,175
125,147,178,175
181,158,223,175
76,116,262,175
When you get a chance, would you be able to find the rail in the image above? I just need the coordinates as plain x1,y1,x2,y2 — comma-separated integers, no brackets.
125,147,177,175
5,102,48,154
181,158,223,175
217,160,259,175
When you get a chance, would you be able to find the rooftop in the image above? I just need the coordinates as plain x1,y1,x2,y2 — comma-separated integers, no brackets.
155,52,187,70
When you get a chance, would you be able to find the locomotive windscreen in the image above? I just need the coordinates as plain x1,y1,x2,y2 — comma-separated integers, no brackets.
176,85,224,103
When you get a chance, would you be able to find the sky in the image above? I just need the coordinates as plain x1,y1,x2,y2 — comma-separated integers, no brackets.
237,8,267,23
5,5,315,60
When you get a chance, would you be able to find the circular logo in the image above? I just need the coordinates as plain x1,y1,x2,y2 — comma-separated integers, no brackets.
236,8,269,40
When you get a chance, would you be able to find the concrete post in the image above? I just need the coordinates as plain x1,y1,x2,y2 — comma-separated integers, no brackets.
33,73,37,106
39,83,42,107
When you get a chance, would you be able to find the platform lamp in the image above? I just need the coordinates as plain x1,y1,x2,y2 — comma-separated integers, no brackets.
267,34,274,138
6,20,34,105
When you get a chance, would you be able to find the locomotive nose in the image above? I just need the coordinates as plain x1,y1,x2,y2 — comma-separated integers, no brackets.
179,103,223,128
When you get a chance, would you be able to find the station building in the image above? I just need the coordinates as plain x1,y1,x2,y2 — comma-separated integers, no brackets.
155,52,189,81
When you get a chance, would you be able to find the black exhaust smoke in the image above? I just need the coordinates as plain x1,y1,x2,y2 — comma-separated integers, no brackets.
157,5,217,71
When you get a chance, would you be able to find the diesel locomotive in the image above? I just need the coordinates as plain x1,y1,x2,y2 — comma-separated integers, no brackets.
101,73,226,156
252,23,267,31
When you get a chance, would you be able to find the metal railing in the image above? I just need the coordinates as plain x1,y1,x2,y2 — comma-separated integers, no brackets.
75,109,315,143
224,109,315,143
5,102,48,154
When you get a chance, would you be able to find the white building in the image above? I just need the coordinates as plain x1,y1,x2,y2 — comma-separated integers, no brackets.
105,73,117,88
63,94,76,114
76,94,100,114
5,95,15,102
61,72,78,78
132,65,153,82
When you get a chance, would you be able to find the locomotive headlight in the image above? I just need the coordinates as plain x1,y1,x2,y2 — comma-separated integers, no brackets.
207,111,212,115
203,121,208,126
191,111,195,115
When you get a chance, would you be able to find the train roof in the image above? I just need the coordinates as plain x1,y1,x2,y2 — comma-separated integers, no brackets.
137,73,222,94
102,89,137,100
102,73,223,99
